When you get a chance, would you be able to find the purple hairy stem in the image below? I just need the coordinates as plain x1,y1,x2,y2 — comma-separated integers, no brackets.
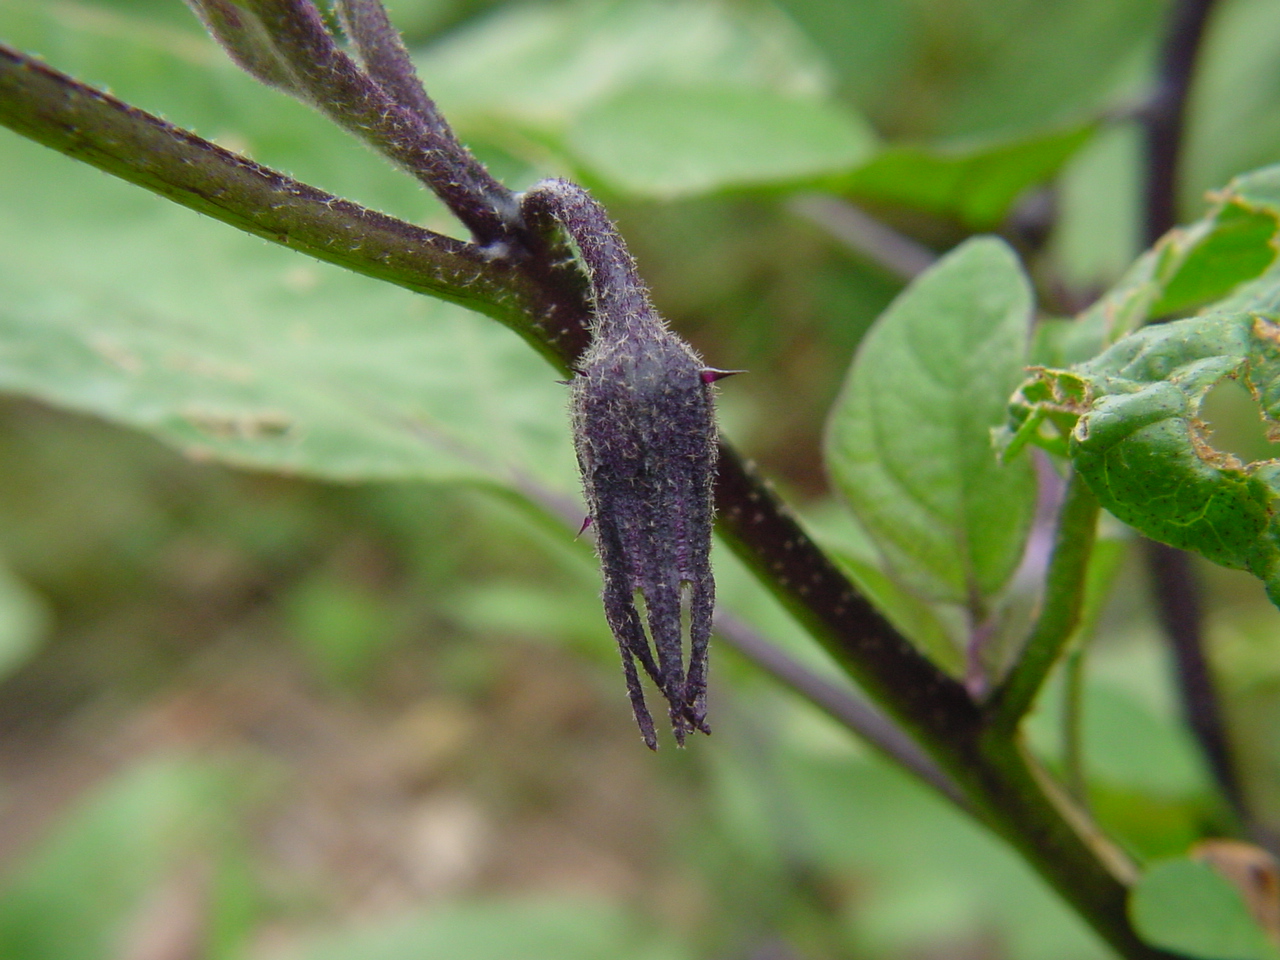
194,0,518,248
335,0,439,131
522,179,719,748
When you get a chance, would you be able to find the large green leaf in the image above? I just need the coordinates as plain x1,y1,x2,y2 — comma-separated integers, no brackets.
824,238,1037,608
566,84,874,198
1130,858,1280,960
419,0,833,128
0,2,577,495
842,124,1096,228
0,128,575,492
417,0,878,197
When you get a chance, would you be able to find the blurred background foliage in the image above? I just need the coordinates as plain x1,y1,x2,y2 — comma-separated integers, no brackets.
2,0,1280,958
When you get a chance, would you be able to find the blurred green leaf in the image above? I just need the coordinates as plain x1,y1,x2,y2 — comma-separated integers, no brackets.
1080,683,1210,798
0,558,48,680
1130,858,1280,960
824,238,1036,608
567,85,874,197
843,123,1096,228
0,129,576,494
1183,0,1280,214
1051,123,1143,291
769,0,909,110
286,573,396,687
0,757,251,960
419,0,832,129
765,754,1111,959
295,898,689,960
920,0,1161,139
415,0,877,198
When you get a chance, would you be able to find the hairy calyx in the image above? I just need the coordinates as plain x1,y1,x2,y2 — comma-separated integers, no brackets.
521,179,720,748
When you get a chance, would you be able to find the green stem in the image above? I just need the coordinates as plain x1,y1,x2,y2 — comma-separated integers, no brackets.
988,471,1100,730
1063,646,1089,805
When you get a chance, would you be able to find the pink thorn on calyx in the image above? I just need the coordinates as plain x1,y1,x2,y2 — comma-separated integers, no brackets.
575,515,594,539
700,368,746,384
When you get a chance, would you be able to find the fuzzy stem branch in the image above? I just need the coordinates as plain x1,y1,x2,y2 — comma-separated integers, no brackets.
233,0,518,246
335,0,440,129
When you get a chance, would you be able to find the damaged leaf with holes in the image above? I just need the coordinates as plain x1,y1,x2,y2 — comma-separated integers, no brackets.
1005,311,1280,607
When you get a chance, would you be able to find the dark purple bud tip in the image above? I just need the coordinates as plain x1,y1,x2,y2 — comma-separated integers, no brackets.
700,368,746,384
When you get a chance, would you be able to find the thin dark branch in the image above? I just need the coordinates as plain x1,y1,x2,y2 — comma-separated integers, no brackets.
335,0,439,129
183,0,301,94
789,194,937,282
1138,0,1253,837
1143,542,1248,819
713,449,980,748
1141,0,1218,244
713,611,971,812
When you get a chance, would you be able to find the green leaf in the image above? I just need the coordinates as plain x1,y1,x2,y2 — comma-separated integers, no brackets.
843,124,1096,228
567,84,875,197
920,0,1161,139
1130,859,1280,960
0,757,253,960
1009,313,1280,607
824,238,1037,608
420,0,832,130
0,130,576,495
417,0,880,197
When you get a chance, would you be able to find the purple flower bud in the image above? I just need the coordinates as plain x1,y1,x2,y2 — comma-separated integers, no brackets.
522,179,719,748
